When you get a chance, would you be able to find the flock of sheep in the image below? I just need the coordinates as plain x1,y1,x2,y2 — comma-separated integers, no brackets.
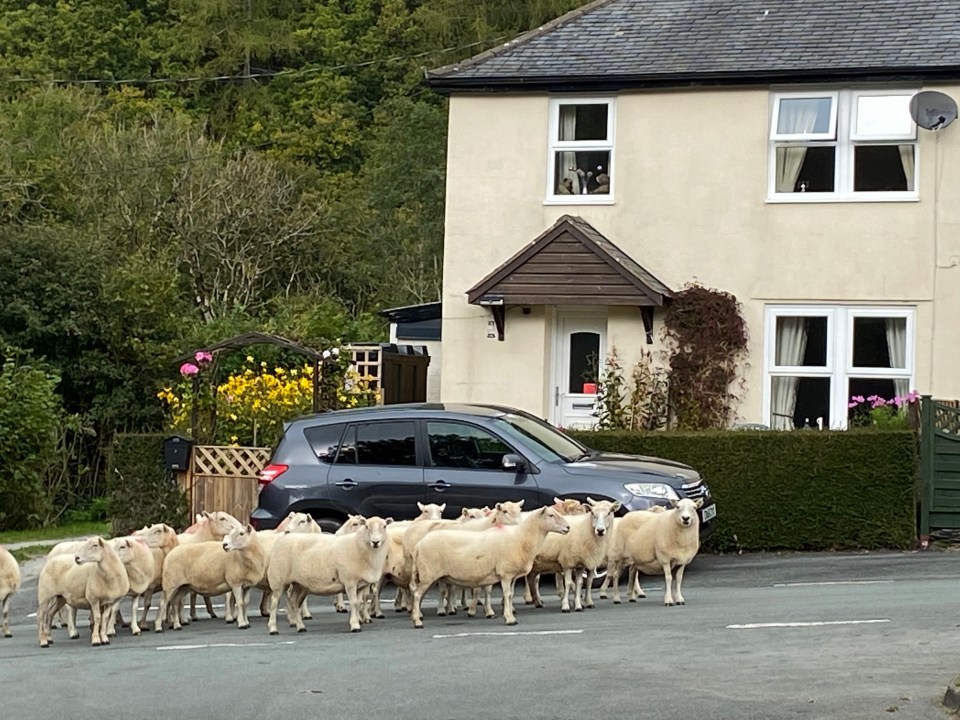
0,494,705,648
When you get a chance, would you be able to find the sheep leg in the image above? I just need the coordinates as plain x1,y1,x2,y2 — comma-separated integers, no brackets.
139,589,154,626
628,565,640,602
90,603,104,646
555,573,563,598
344,584,363,632
333,592,347,613
301,597,313,620
501,577,518,626
635,573,647,599
224,593,236,624
259,589,271,617
232,585,249,629
610,561,623,604
672,563,687,605
572,568,587,612
436,583,448,616
37,597,61,647
483,585,496,619
267,584,285,635
458,586,469,611
1,594,11,637
660,561,676,606
288,587,309,632
410,574,433,629
598,572,611,599
561,568,574,613
203,593,218,619
128,595,142,636
358,587,373,624
371,579,385,619
393,585,407,612
529,573,544,608
106,601,119,637
582,569,597,609
66,604,80,640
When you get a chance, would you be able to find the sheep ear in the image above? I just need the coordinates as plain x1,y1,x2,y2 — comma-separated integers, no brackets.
611,501,622,513
438,503,446,513
553,496,564,505
97,537,105,547
517,499,525,508
495,503,503,511
201,511,212,520
695,499,704,509
246,523,254,533
417,502,425,511
586,497,597,506
461,508,471,517
669,499,679,508
385,517,394,525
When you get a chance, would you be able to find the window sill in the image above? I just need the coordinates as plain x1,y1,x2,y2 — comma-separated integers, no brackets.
544,196,615,206
765,193,919,204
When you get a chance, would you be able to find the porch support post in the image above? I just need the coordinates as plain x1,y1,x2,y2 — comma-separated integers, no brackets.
490,305,505,342
639,306,654,344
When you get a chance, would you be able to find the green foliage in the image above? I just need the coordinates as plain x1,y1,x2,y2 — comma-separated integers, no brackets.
0,352,62,528
663,283,749,430
595,347,669,431
107,433,189,536
567,429,918,552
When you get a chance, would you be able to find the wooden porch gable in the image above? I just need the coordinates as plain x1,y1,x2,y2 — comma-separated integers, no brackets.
466,215,672,307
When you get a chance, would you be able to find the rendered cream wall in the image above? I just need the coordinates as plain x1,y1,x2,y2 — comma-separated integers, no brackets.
441,86,960,422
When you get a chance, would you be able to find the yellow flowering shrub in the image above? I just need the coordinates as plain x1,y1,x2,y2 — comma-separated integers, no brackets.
157,354,380,447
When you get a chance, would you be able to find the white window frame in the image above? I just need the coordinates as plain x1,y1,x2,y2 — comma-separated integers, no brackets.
545,97,615,205
762,305,915,430
767,88,919,203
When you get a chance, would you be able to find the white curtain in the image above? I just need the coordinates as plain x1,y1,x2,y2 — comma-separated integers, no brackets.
885,318,909,397
775,99,822,193
899,145,916,192
771,317,809,430
559,107,581,194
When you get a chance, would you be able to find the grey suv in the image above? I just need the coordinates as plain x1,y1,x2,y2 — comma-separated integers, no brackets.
251,403,717,535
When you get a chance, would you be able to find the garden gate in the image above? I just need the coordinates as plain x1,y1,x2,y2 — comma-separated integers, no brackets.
176,445,270,522
919,396,960,542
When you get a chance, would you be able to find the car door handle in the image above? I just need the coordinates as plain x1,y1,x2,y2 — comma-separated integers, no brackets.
335,479,358,489
428,480,451,491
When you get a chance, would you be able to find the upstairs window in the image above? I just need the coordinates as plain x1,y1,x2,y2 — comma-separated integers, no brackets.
547,98,614,202
769,90,917,200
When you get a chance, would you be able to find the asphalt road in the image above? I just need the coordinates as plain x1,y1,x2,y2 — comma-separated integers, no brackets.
4,550,960,720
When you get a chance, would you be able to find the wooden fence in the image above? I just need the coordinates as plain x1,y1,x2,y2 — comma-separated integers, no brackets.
176,445,271,522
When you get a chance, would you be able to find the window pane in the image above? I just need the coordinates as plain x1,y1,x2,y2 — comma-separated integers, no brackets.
558,104,608,141
770,376,830,430
853,317,906,368
775,146,835,193
335,426,356,464
554,151,610,195
775,316,827,367
304,423,346,464
427,422,511,470
776,97,834,135
847,378,910,426
355,421,417,466
569,332,600,393
854,145,913,192
855,95,914,138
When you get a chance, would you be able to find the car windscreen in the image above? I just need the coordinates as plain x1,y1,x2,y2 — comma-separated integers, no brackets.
492,413,588,463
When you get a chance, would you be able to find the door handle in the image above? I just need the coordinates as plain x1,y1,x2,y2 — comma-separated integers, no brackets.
335,479,358,489
428,479,451,491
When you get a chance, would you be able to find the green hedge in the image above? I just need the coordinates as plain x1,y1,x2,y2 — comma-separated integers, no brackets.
107,433,189,537
567,429,918,552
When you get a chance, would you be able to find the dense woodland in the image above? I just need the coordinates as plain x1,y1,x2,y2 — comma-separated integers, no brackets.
0,0,591,526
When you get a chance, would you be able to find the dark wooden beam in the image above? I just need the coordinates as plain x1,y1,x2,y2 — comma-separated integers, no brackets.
491,305,505,342
640,306,654,345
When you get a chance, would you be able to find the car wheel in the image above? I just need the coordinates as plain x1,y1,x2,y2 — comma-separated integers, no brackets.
313,517,344,534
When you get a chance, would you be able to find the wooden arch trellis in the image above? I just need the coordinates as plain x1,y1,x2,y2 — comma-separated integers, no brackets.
171,331,341,443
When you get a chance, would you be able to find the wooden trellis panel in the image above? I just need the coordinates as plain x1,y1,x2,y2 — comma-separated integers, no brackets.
177,446,272,523
349,344,382,392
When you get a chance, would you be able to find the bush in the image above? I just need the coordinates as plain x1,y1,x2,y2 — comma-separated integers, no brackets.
106,433,189,536
0,354,62,529
567,429,918,552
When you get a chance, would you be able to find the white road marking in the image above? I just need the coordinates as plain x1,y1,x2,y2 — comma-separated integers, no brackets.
772,580,895,587
727,619,891,629
432,629,584,639
157,641,297,651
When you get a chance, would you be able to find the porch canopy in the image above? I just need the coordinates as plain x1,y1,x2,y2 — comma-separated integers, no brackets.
465,215,672,341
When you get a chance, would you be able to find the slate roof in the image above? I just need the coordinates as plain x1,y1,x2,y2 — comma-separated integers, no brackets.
428,0,960,91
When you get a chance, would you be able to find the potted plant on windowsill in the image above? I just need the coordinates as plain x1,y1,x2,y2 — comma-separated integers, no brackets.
581,352,599,395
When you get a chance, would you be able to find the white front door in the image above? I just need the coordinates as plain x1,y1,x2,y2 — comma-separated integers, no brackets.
552,314,607,430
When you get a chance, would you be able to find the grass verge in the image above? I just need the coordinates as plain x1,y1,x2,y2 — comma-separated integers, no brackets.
0,520,111,546
9,544,55,563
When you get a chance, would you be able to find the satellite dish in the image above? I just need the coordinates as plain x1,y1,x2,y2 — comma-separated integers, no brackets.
909,91,958,131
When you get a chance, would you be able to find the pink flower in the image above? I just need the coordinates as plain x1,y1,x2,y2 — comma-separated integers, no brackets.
906,390,921,403
194,351,213,364
180,362,199,376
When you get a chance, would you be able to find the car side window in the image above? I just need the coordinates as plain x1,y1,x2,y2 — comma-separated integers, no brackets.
427,421,512,470
304,423,347,464
338,421,417,466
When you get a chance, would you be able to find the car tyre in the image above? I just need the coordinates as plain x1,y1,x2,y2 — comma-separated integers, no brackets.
314,517,344,534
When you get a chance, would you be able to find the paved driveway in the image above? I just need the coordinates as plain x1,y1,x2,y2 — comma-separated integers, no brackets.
4,550,959,720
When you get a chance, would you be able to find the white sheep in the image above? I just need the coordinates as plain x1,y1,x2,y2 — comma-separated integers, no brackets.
526,497,621,612
252,512,323,619
409,506,570,628
606,498,704,606
105,536,156,637
266,516,392,634
132,523,180,627
0,545,21,638
154,523,267,632
176,511,244,622
36,536,131,648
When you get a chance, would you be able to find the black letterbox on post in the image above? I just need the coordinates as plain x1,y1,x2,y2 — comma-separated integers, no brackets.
163,435,193,471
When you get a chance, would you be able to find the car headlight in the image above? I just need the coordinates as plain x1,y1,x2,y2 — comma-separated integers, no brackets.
624,483,680,501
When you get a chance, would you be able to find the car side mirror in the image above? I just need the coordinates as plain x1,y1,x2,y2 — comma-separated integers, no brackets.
501,453,526,473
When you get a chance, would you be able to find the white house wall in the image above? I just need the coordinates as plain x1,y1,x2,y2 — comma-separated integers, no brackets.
440,87,960,423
